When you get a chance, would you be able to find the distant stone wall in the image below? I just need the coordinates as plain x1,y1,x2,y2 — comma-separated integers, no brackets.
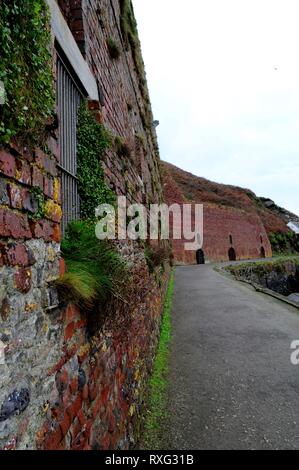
226,258,299,297
0,0,166,450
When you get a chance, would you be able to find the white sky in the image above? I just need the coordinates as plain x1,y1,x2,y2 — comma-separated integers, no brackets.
133,0,299,215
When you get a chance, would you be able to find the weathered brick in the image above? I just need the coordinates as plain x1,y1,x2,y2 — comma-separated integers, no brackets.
69,377,79,395
69,0,82,10
59,258,66,276
16,159,31,185
10,141,34,162
5,243,29,267
0,208,32,239
73,30,84,42
29,219,54,242
14,268,32,293
64,322,75,342
58,413,72,438
7,185,37,214
66,395,82,420
55,369,69,394
32,166,44,189
70,18,84,31
0,150,16,178
52,223,61,243
43,175,54,199
35,149,57,177
1,298,10,320
44,200,62,223
43,425,63,451
0,208,9,237
0,179,9,205
7,184,23,210
22,190,38,213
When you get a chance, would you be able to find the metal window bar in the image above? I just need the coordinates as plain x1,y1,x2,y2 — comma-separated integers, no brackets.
56,51,84,235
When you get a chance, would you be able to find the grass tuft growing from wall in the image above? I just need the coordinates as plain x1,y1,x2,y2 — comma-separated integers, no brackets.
55,220,129,311
140,270,175,449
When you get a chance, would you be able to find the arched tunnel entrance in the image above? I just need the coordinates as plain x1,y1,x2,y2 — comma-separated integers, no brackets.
228,247,237,261
260,246,266,258
196,249,205,265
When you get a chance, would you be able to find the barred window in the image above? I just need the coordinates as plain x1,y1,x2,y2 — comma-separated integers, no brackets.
56,48,85,234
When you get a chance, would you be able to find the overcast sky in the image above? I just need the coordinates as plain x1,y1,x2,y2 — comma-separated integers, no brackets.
133,0,299,215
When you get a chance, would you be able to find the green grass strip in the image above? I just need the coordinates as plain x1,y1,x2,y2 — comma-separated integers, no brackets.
141,269,175,449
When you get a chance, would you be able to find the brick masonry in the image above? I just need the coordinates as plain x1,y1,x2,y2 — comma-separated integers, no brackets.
163,164,272,264
0,0,167,450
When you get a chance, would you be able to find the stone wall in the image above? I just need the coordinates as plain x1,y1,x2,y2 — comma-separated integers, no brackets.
0,0,167,450
226,258,299,297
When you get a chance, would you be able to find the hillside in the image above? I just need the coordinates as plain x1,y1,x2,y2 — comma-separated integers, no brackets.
162,161,296,235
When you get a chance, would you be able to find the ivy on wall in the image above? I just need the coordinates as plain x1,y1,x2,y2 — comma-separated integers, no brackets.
77,102,115,219
0,0,54,145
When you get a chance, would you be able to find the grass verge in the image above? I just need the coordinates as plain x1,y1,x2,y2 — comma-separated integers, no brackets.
140,269,175,449
225,255,299,273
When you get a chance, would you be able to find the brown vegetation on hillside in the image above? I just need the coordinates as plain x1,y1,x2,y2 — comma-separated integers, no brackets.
162,161,289,234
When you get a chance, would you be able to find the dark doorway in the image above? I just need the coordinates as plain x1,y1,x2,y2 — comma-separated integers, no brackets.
260,246,266,258
228,247,237,261
196,249,205,264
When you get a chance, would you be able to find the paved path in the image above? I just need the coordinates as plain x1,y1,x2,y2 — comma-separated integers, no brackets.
164,265,299,450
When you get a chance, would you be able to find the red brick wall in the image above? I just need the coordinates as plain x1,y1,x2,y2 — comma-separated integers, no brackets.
36,258,169,451
163,165,272,264
0,144,61,258
0,0,166,450
82,0,162,207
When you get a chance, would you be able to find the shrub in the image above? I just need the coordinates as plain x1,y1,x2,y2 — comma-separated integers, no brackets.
55,220,128,310
107,36,121,59
114,135,132,159
269,231,298,254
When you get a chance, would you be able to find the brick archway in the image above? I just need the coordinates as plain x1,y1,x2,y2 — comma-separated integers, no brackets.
196,249,205,265
228,247,237,261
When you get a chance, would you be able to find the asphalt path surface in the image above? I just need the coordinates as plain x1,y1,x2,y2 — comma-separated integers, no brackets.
164,264,299,449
